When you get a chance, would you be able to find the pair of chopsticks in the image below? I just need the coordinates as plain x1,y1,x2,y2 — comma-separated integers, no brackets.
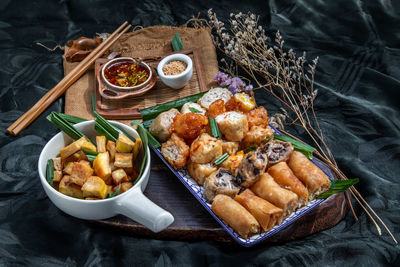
7,21,132,136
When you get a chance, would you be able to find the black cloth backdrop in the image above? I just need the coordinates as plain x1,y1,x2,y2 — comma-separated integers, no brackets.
1,0,399,265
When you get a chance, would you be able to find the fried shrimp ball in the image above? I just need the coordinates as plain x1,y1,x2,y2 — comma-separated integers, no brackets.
246,106,269,129
206,99,226,118
161,133,190,167
190,133,223,164
169,113,209,141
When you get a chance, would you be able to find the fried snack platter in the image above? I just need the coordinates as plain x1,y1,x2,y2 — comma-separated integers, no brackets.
147,88,333,246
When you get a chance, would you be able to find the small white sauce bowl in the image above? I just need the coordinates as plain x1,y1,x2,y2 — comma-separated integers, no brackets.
38,120,174,233
157,53,193,89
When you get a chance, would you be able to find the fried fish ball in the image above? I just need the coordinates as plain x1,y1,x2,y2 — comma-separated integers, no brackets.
241,125,274,149
190,133,223,164
246,106,269,129
161,133,190,167
206,99,226,118
180,102,206,115
197,87,232,109
215,111,248,141
169,113,209,141
187,159,218,185
149,108,180,142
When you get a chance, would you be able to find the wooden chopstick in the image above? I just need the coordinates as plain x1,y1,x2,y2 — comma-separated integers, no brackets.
7,22,131,136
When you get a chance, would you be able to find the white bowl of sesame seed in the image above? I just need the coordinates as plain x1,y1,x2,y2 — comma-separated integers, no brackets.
157,53,193,89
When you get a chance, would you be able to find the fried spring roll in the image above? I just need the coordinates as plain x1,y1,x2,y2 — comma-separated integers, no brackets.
211,194,260,239
250,173,298,218
235,189,283,232
288,151,331,200
268,162,309,206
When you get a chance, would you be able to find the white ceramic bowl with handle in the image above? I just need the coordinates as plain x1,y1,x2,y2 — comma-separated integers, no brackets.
38,120,174,233
157,53,193,89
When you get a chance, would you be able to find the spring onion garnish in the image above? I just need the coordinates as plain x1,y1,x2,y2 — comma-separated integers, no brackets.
243,146,257,154
46,159,54,186
57,113,87,125
317,178,359,199
135,122,148,183
214,153,229,165
189,107,202,113
106,183,121,198
209,117,221,139
140,91,207,121
171,32,184,51
131,120,160,149
47,112,94,145
142,119,154,130
273,134,315,160
82,148,99,163
91,102,136,143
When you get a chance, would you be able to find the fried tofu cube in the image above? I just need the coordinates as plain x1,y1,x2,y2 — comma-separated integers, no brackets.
62,152,81,164
59,176,84,199
79,160,91,167
52,157,62,171
106,185,114,196
53,170,63,182
63,162,74,175
114,153,133,168
82,176,107,199
132,138,142,161
106,140,116,162
81,141,97,152
60,137,87,159
112,169,129,184
96,136,107,153
69,162,94,186
116,133,135,153
221,141,239,156
113,182,133,195
93,152,112,184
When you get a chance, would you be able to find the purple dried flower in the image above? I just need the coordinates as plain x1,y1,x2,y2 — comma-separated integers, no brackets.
214,71,229,85
244,84,253,93
220,78,232,87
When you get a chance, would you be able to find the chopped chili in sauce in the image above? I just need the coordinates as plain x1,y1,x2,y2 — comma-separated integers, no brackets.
104,61,149,87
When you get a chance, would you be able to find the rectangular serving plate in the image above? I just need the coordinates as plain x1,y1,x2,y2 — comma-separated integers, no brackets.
150,127,334,247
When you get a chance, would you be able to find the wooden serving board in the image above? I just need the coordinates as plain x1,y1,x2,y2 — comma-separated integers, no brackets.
94,48,208,119
91,150,349,244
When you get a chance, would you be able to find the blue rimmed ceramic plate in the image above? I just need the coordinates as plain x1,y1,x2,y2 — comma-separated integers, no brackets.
150,127,334,247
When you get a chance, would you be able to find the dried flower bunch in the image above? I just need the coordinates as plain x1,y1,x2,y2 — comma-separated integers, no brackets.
207,9,397,244
214,71,253,94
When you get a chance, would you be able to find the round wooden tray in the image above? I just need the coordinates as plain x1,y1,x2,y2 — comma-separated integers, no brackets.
91,151,349,244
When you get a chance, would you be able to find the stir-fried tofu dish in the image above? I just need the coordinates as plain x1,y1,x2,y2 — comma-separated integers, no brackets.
150,87,331,239
50,133,142,200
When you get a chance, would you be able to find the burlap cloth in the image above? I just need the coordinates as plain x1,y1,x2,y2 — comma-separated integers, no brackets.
63,26,219,124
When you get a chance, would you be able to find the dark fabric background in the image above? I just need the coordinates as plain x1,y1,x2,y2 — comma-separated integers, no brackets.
1,0,399,266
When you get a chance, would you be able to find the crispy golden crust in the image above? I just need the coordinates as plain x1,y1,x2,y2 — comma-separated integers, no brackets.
268,162,309,206
241,125,274,148
189,133,223,164
161,133,190,167
215,111,248,141
288,151,331,199
187,160,217,185
246,106,269,129
235,189,283,232
212,194,260,239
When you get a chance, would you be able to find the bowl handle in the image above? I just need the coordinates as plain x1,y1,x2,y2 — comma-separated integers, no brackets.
114,187,174,232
